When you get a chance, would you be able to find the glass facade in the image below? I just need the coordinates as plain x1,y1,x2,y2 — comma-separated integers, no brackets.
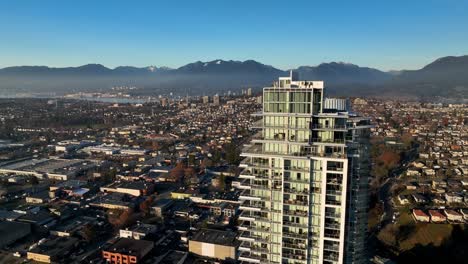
238,73,371,264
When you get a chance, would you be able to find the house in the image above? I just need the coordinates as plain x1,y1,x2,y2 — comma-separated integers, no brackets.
412,194,427,204
433,197,446,204
444,209,464,222
412,209,430,222
429,210,446,223
397,195,410,205
406,169,420,177
424,168,436,176
445,193,464,204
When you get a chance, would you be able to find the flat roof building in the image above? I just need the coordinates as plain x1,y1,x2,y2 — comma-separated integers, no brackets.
27,236,79,263
189,229,237,261
102,238,154,264
0,221,31,248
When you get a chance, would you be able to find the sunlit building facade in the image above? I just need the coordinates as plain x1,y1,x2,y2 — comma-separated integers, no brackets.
237,72,371,264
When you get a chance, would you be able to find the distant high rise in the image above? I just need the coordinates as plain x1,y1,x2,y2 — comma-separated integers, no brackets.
213,95,220,105
160,97,168,107
237,71,371,264
202,96,209,104
247,88,252,96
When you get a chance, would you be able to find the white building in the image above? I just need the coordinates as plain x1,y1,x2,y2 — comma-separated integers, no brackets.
237,72,371,264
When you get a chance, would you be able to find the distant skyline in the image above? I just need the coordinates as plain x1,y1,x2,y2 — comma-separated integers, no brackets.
1,0,467,71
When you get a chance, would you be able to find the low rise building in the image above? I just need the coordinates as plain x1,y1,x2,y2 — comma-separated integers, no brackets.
189,229,237,261
429,210,446,223
27,236,79,263
444,209,464,222
100,181,154,196
0,221,31,248
102,238,154,264
412,209,430,222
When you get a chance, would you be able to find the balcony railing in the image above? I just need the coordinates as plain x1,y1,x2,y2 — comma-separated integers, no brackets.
242,144,347,159
325,212,341,219
283,199,308,206
283,220,308,228
283,188,310,195
283,209,308,217
311,124,347,130
283,252,307,260
323,251,340,262
283,242,307,250
282,231,308,239
283,166,310,172
311,138,345,144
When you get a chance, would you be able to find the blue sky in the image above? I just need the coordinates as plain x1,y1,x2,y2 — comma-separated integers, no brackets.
0,0,467,71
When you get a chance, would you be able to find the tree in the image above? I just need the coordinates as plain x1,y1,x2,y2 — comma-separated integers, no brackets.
108,208,135,229
219,173,226,190
139,196,154,216
401,133,414,149
170,163,185,181
225,143,240,165
81,224,96,242
30,176,39,185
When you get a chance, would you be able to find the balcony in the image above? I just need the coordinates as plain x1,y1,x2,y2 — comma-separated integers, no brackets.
282,252,307,261
283,187,310,195
324,229,341,239
238,251,264,263
323,244,340,252
283,166,310,172
282,220,308,228
283,176,314,184
283,199,308,206
251,120,312,131
311,138,345,144
325,212,341,219
242,144,346,159
325,197,342,205
326,166,344,172
325,190,342,196
239,232,273,244
311,124,347,130
283,242,307,250
282,230,308,239
239,224,279,235
283,209,308,217
323,251,339,262
324,222,341,230
240,212,282,224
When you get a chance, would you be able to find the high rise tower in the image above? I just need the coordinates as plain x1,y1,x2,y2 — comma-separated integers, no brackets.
237,72,371,264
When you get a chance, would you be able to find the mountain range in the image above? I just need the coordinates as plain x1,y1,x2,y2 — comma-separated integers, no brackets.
0,55,467,100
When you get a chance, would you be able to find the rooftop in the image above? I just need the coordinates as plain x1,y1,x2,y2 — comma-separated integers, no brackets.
105,237,154,256
191,228,237,246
